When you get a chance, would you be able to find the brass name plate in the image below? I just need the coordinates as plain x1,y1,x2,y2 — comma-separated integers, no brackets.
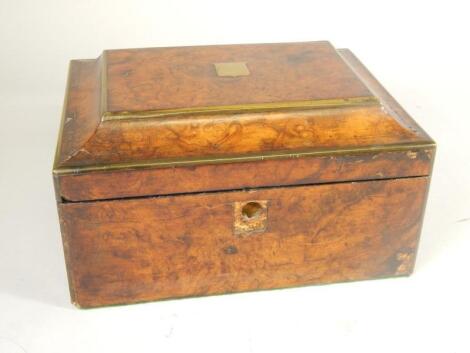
214,62,250,77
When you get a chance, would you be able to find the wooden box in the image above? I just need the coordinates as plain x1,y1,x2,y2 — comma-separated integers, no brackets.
53,41,435,308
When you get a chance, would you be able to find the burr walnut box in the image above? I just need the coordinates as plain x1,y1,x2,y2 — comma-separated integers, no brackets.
53,41,435,308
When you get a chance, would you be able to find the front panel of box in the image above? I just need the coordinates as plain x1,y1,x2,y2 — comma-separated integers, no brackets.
59,177,429,308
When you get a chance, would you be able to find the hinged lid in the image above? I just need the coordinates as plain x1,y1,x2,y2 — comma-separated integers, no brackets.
53,41,434,201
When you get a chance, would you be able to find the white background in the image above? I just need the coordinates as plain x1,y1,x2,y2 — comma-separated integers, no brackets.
1,1,469,352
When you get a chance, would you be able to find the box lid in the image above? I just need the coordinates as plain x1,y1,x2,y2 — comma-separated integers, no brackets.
54,42,434,194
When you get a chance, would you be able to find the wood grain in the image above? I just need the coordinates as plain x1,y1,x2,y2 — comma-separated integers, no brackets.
57,148,434,202
59,177,429,308
54,42,433,171
57,58,101,166
54,42,435,308
104,41,372,112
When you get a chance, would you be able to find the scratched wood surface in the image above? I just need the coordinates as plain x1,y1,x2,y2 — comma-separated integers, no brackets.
59,177,429,308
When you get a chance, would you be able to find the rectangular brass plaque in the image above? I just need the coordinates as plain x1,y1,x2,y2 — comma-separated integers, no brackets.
214,62,250,77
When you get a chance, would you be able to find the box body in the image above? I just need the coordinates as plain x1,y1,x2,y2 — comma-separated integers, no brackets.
54,41,435,307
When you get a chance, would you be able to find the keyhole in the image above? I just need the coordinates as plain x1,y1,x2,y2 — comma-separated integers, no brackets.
241,202,262,220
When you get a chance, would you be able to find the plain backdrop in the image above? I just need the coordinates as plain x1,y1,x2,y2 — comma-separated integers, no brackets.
0,1,469,352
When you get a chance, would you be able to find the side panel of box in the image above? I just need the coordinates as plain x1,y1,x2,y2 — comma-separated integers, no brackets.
59,177,429,308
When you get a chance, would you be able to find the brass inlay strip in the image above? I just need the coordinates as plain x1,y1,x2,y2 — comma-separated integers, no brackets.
100,53,108,117
53,142,435,176
101,96,379,122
